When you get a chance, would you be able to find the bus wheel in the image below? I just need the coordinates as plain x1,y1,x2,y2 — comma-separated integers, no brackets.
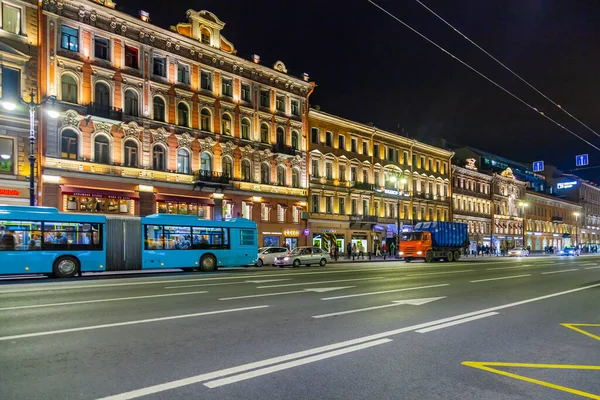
53,256,79,278
199,254,217,272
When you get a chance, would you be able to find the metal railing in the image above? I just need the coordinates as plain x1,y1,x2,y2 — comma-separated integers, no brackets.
85,102,123,121
193,170,230,184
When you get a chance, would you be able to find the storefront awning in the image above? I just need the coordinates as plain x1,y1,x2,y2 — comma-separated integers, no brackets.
61,186,140,200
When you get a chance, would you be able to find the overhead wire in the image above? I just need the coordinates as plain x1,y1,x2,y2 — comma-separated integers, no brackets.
366,0,600,152
414,0,600,141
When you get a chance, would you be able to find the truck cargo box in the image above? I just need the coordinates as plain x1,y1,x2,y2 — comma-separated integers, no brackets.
413,221,468,248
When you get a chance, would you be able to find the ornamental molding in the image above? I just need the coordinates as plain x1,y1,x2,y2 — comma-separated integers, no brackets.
62,110,80,128
198,137,216,153
177,132,194,149
124,121,140,138
259,149,273,163
153,128,169,144
291,155,303,168
93,122,111,135
240,144,254,158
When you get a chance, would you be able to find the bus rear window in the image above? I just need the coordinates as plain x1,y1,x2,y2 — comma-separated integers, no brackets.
240,229,255,246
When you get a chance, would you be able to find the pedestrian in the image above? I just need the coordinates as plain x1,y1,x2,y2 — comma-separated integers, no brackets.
352,243,357,261
334,244,339,261
382,243,388,260
358,244,364,259
390,242,396,258
346,242,352,259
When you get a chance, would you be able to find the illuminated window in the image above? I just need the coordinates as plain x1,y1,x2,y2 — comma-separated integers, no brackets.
0,137,14,174
124,140,138,168
61,25,78,51
200,108,211,131
2,3,20,34
61,75,78,104
176,149,189,174
221,113,232,135
261,203,270,222
277,204,286,222
94,135,110,164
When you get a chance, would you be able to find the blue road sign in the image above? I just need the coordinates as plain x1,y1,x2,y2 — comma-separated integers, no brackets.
576,154,589,167
533,161,544,172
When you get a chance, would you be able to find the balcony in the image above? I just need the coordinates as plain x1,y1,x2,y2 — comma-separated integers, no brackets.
551,216,564,222
455,209,491,219
413,192,448,203
193,170,230,184
349,215,379,223
272,143,297,156
353,182,374,191
85,102,123,121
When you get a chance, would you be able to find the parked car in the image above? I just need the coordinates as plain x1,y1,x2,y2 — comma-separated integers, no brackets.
256,247,290,267
274,246,330,268
508,247,529,257
560,247,580,256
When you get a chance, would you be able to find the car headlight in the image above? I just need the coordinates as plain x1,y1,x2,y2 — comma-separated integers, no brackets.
416,251,423,255
283,257,290,261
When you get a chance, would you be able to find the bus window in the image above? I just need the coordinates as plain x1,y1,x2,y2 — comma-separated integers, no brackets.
43,222,103,250
164,226,192,250
192,227,229,249
145,225,164,250
240,229,255,246
0,220,42,251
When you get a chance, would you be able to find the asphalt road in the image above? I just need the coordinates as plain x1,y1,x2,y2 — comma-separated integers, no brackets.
1,255,600,399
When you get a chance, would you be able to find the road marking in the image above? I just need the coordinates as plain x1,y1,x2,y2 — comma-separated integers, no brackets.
203,339,392,389
406,270,474,277
470,274,531,283
99,283,600,399
165,279,293,289
585,266,600,270
415,312,499,333
312,297,445,319
0,305,269,342
322,284,449,300
220,287,354,300
245,279,292,284
561,323,600,341
581,263,597,266
463,362,600,400
0,291,209,311
486,265,532,271
257,277,383,288
541,269,578,275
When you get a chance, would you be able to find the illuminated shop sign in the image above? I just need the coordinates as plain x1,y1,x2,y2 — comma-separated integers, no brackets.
0,188,20,197
557,181,577,190
283,229,299,237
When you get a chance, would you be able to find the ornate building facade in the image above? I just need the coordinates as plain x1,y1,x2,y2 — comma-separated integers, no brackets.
491,168,528,250
37,0,312,247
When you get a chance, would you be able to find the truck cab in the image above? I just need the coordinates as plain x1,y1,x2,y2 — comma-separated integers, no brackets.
399,232,431,262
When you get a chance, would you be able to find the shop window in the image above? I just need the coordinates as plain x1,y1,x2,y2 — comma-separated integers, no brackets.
152,145,166,171
177,103,189,127
291,168,300,188
124,90,138,117
177,149,190,174
223,157,233,178
124,140,138,168
200,108,211,131
260,123,269,144
261,203,270,222
241,160,252,182
61,75,78,103
241,118,251,139
156,201,211,219
277,204,286,223
261,163,270,184
263,235,279,247
0,137,14,174
221,113,232,135
94,36,109,60
61,129,79,160
153,97,166,122
61,25,78,51
65,194,131,215
94,135,110,164
242,201,252,219
201,70,212,91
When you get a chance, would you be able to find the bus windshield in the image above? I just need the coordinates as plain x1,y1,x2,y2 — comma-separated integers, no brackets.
402,232,423,241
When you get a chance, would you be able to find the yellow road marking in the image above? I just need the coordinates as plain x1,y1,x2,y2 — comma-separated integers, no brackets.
463,361,600,399
561,323,600,341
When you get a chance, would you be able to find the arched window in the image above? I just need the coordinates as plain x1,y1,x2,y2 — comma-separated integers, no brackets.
200,28,211,45
276,127,285,146
61,129,78,160
153,97,166,122
261,163,270,184
277,165,286,186
221,113,232,135
152,145,166,171
292,168,300,188
94,82,110,107
124,140,138,167
241,159,251,182
177,103,189,127
124,90,139,117
260,123,269,144
200,153,212,173
222,157,233,178
241,118,251,140
176,149,190,174
61,75,78,103
200,108,211,131
94,135,110,164
291,130,299,150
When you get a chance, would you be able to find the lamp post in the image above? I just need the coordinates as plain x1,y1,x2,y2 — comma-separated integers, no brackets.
390,174,407,258
574,212,580,249
1,90,59,206
518,201,528,249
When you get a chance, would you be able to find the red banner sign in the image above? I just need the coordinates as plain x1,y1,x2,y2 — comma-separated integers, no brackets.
0,188,20,197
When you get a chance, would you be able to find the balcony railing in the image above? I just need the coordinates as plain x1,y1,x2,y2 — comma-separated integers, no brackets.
349,215,379,223
272,143,297,156
85,102,123,121
193,170,230,184
353,182,374,191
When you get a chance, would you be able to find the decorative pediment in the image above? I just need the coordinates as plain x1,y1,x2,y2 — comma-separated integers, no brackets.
291,155,302,168
124,121,140,138
240,144,254,158
94,122,112,135
61,110,80,128
221,141,236,157
198,137,216,153
259,149,272,163
153,128,169,144
177,132,194,149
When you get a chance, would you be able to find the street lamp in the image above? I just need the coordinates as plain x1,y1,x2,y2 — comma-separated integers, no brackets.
390,174,407,258
518,202,528,249
2,90,59,206
574,212,580,248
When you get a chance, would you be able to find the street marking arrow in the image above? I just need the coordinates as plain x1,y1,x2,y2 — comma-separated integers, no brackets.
244,279,292,284
313,297,446,318
220,287,355,300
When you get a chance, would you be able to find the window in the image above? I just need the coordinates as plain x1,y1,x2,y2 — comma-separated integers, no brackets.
124,140,138,167
351,138,357,153
260,123,269,144
152,145,165,170
153,97,166,122
351,167,357,182
200,71,212,90
325,197,333,214
311,159,320,178
151,226,230,250
241,160,251,181
277,166,286,186
61,25,78,51
338,135,345,150
222,78,233,97
125,46,138,69
241,83,251,102
291,131,299,150
373,143,380,158
339,198,345,214
221,113,232,135
124,90,138,117
403,151,409,164
311,194,320,213
260,90,270,108
292,169,300,188
276,95,285,112
276,127,285,145
241,202,252,220
436,160,440,173
240,229,255,245
200,153,212,172
374,171,380,186
61,129,78,159
94,135,110,164
35,222,102,251
362,169,368,183
362,142,368,155
311,128,319,144
351,199,357,215
292,206,300,223
177,103,189,127
420,156,425,168
94,36,109,60
94,82,110,106
325,131,333,147
222,157,233,178
176,149,190,174
177,64,190,84
291,99,299,116
200,108,211,131
363,200,369,216
0,137,14,174
261,163,270,184
61,75,78,103
153,56,166,77
241,118,251,140
325,163,333,180
261,204,270,222
339,165,346,181
429,159,433,171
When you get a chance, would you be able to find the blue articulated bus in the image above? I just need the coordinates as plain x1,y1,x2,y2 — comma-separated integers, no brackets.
0,206,258,278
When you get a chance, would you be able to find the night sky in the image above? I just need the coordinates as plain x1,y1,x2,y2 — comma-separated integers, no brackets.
119,0,600,181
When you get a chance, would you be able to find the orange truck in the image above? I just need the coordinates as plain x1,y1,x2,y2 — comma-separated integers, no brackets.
399,221,468,263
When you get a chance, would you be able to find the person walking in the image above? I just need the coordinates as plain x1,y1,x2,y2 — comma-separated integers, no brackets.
390,242,396,259
358,243,364,259
351,243,357,261
346,242,352,260
334,244,339,261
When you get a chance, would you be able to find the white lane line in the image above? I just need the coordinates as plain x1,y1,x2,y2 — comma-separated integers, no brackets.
203,339,392,389
312,297,445,319
220,287,355,301
0,305,269,342
582,263,598,266
486,265,532,271
406,270,474,277
98,283,600,399
415,312,499,333
541,269,579,275
164,279,292,289
257,277,383,288
470,274,531,283
585,266,600,270
321,283,449,301
0,291,209,311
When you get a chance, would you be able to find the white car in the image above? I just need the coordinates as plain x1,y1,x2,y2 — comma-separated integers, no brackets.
508,247,529,257
274,246,330,268
256,247,289,267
